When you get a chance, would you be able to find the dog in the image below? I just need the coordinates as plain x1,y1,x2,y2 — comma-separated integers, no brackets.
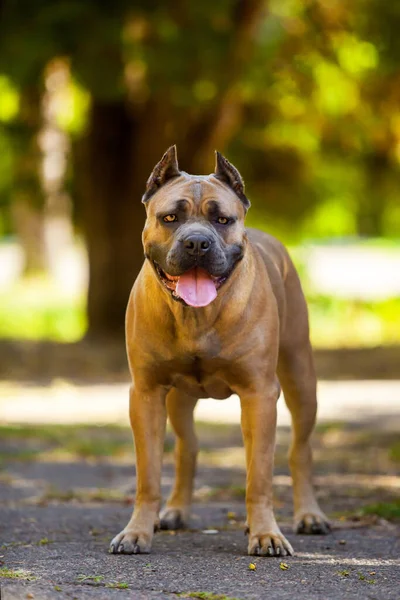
110,146,330,557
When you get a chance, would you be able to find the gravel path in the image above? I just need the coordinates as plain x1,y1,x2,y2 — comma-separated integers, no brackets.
1,503,399,600
0,413,399,599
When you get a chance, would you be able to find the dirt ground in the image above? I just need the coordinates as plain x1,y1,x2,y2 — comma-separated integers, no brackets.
0,416,399,599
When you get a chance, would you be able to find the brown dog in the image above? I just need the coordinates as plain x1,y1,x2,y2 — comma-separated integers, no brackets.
110,146,330,557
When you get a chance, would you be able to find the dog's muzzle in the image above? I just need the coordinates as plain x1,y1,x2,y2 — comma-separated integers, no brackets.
182,233,212,257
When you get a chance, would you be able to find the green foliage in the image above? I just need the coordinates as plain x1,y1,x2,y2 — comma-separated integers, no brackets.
0,76,19,121
0,77,18,229
56,78,91,135
1,0,400,237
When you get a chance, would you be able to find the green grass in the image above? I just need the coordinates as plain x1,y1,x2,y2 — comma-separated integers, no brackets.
0,423,177,461
0,567,37,580
389,441,400,463
0,423,132,459
106,582,129,589
361,500,400,521
0,276,85,342
37,537,53,545
77,574,104,583
0,423,125,441
357,572,376,584
308,295,400,348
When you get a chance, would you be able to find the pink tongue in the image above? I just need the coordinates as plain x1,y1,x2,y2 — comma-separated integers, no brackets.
176,267,217,307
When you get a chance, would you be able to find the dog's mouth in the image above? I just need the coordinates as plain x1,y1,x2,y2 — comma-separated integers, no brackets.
153,262,229,307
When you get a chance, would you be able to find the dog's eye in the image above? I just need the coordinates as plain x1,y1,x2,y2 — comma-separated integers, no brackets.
217,216,229,225
163,214,178,223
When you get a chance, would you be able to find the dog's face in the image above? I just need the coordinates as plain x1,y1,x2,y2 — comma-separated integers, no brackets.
142,147,250,307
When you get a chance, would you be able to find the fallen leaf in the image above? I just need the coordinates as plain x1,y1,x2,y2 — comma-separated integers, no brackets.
280,562,289,570
249,563,256,571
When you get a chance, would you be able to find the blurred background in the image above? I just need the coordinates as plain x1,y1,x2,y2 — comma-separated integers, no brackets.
0,0,399,528
0,0,399,349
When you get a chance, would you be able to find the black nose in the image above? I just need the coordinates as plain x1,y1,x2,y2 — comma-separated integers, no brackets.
183,233,211,256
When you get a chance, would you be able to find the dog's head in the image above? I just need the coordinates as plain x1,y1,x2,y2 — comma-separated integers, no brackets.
142,146,250,308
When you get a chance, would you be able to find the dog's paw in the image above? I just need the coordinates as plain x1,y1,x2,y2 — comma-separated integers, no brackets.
295,512,331,535
247,531,294,557
109,529,152,554
159,508,187,530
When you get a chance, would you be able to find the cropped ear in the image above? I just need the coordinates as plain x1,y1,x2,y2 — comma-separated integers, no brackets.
142,145,181,203
214,151,250,210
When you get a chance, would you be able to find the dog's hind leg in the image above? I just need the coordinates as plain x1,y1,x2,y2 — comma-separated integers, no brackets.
277,261,330,534
278,340,331,535
160,388,198,530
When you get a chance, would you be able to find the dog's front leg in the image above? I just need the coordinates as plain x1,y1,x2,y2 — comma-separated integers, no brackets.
110,383,167,554
240,382,294,557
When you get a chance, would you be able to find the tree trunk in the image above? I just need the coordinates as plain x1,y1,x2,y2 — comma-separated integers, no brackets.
75,100,173,340
357,152,387,237
75,1,267,340
74,102,139,339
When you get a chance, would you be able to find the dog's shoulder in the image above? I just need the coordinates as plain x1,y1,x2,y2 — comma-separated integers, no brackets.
246,227,291,282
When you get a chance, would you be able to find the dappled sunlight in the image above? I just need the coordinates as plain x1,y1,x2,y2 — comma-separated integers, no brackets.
296,554,400,567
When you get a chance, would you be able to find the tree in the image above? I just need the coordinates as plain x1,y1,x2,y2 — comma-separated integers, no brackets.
1,0,269,338
1,0,400,340
9,85,48,273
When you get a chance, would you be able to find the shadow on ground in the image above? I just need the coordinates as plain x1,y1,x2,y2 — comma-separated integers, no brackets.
0,419,399,599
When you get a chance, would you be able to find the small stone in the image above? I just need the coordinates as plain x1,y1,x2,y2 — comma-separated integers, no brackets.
202,529,218,534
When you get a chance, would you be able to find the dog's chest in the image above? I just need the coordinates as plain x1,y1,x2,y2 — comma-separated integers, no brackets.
155,329,235,398
170,349,233,400
172,363,233,400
